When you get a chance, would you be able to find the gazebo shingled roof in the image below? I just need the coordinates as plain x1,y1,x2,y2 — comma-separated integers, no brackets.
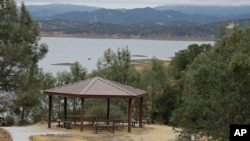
43,77,147,98
43,77,147,133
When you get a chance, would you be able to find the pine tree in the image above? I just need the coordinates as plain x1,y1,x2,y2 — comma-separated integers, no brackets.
0,0,48,124
0,0,48,91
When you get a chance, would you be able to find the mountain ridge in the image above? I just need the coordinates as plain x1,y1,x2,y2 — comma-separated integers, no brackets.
23,4,250,40
155,5,250,16
25,4,250,25
26,4,99,18
44,7,240,25
26,4,250,19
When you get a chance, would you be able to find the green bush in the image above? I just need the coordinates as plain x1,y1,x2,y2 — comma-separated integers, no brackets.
4,115,15,126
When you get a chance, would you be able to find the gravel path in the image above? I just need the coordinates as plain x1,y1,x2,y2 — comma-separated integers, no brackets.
2,124,177,141
2,125,70,141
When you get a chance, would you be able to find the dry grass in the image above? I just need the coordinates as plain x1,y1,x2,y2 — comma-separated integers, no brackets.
29,123,177,141
133,59,170,71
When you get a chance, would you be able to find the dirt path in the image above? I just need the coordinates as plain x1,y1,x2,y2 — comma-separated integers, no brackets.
2,124,69,141
31,124,177,141
2,123,177,141
0,128,12,141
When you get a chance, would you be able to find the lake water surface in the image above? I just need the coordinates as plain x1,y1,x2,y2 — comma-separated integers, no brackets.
39,37,213,75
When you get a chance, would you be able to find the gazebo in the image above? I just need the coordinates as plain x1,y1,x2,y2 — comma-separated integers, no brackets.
43,77,147,133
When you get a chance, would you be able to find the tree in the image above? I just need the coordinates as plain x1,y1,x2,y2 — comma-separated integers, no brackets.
0,0,48,124
0,1,48,91
14,69,43,125
171,27,250,140
94,48,116,79
155,84,178,125
169,44,212,80
70,62,87,82
139,57,168,122
94,47,134,84
166,43,212,117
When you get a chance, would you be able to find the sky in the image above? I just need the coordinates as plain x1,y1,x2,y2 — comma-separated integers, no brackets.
15,0,250,9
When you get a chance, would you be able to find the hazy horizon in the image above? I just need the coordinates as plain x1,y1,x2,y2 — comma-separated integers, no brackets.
15,0,250,9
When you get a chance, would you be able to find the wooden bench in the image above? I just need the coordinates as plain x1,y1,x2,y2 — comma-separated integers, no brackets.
56,119,62,127
56,119,73,129
142,120,147,126
132,119,138,127
63,121,73,129
66,115,97,125
132,119,147,127
93,121,120,133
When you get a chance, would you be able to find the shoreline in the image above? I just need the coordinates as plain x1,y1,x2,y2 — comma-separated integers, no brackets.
40,32,215,42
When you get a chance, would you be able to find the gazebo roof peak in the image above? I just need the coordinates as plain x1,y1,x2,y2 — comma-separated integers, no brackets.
43,77,147,98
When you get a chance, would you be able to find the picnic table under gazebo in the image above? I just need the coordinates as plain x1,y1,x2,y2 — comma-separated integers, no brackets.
43,77,147,133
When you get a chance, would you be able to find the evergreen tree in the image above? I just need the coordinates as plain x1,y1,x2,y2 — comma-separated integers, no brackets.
70,61,87,82
0,0,48,91
171,27,250,140
0,0,48,124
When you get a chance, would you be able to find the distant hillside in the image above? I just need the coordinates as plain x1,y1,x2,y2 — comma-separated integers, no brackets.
26,4,100,18
26,4,250,40
27,4,250,25
47,7,230,24
155,5,250,16
39,18,250,40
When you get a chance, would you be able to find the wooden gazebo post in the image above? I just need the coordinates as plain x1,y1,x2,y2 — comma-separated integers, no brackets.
64,97,67,121
139,97,143,128
48,95,52,128
80,98,84,132
107,98,110,125
128,98,132,133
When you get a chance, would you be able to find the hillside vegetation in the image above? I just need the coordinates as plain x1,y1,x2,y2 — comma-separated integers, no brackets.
32,6,250,40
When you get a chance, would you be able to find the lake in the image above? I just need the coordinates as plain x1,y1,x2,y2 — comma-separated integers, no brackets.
39,37,213,75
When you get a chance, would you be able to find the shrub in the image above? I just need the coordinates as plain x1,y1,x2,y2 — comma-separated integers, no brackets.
4,115,15,126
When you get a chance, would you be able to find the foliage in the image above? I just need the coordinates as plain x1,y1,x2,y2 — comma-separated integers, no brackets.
4,115,15,126
0,0,48,125
170,27,250,140
70,62,87,82
139,58,168,122
169,44,212,80
0,0,48,91
164,44,212,125
54,62,87,87
42,73,56,90
155,84,178,125
93,47,137,85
